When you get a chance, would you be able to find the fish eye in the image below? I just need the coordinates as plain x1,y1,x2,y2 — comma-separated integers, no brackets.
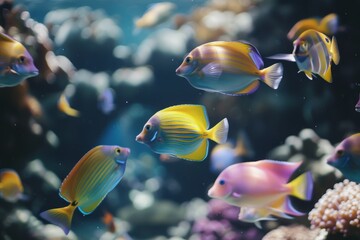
18,56,26,64
219,179,225,185
185,56,192,64
325,37,330,43
336,149,344,157
115,147,121,155
145,124,151,131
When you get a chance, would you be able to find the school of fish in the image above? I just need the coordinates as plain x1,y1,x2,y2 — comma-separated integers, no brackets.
1,3,358,236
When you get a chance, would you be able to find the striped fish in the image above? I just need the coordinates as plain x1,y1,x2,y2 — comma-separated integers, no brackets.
135,104,229,161
175,41,283,96
40,145,130,235
269,29,340,83
287,13,339,40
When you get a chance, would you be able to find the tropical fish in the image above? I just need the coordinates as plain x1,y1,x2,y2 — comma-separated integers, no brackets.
355,94,360,112
102,211,116,233
135,104,229,161
40,145,130,235
287,13,339,40
58,93,80,117
238,206,292,229
175,41,283,96
208,160,313,226
0,32,38,87
135,2,176,29
327,133,360,182
0,169,25,202
268,29,340,83
210,131,253,173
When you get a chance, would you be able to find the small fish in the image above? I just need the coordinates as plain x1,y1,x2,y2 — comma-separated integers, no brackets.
327,133,360,182
58,93,80,117
0,32,38,87
268,29,340,83
40,145,130,235
210,132,253,173
102,211,116,233
355,94,360,112
175,41,283,96
238,206,292,229
208,160,313,226
287,13,339,40
136,104,229,161
0,169,25,202
135,2,176,29
98,88,115,114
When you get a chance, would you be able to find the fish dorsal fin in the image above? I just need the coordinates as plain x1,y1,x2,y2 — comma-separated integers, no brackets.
79,196,106,215
238,40,264,69
330,36,340,65
161,104,209,129
177,139,208,161
248,160,302,182
320,65,332,83
0,32,16,43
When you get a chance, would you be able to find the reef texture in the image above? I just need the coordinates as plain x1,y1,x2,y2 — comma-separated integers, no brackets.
309,180,360,238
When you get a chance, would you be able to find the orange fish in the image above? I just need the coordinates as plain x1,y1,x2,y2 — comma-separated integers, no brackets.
102,211,116,233
0,169,25,202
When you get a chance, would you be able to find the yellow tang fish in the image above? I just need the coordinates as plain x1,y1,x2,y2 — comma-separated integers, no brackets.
0,169,25,202
287,13,339,40
269,29,339,83
40,145,130,235
0,32,38,87
175,41,283,96
136,104,229,161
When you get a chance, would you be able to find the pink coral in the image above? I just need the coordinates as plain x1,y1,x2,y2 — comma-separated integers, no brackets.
309,179,360,236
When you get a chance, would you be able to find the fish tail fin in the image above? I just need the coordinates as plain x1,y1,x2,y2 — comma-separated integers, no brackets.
260,63,283,89
208,118,229,144
40,204,76,235
287,171,313,201
331,36,340,65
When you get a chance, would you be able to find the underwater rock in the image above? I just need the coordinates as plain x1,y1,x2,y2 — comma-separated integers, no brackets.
44,7,123,71
262,224,326,240
309,180,360,238
112,66,154,88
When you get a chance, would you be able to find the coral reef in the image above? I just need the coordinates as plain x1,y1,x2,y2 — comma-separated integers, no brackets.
262,224,327,240
309,180,360,237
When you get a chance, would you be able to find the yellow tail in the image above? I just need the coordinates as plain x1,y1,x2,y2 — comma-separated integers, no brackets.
40,204,76,235
287,171,313,200
208,118,229,144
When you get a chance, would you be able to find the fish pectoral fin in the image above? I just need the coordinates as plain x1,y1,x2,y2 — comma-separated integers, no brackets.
201,62,222,80
320,65,332,83
231,192,242,199
78,196,106,215
254,221,262,229
267,54,296,62
177,139,208,161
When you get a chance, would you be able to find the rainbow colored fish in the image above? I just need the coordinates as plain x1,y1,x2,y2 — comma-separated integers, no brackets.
40,145,130,235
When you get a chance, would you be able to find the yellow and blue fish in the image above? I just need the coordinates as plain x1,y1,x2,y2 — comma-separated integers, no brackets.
0,32,38,87
40,145,130,235
269,29,340,83
287,13,339,40
175,41,283,96
135,104,229,161
0,169,25,202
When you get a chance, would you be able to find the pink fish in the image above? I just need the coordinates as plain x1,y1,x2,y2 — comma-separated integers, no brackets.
208,160,313,225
